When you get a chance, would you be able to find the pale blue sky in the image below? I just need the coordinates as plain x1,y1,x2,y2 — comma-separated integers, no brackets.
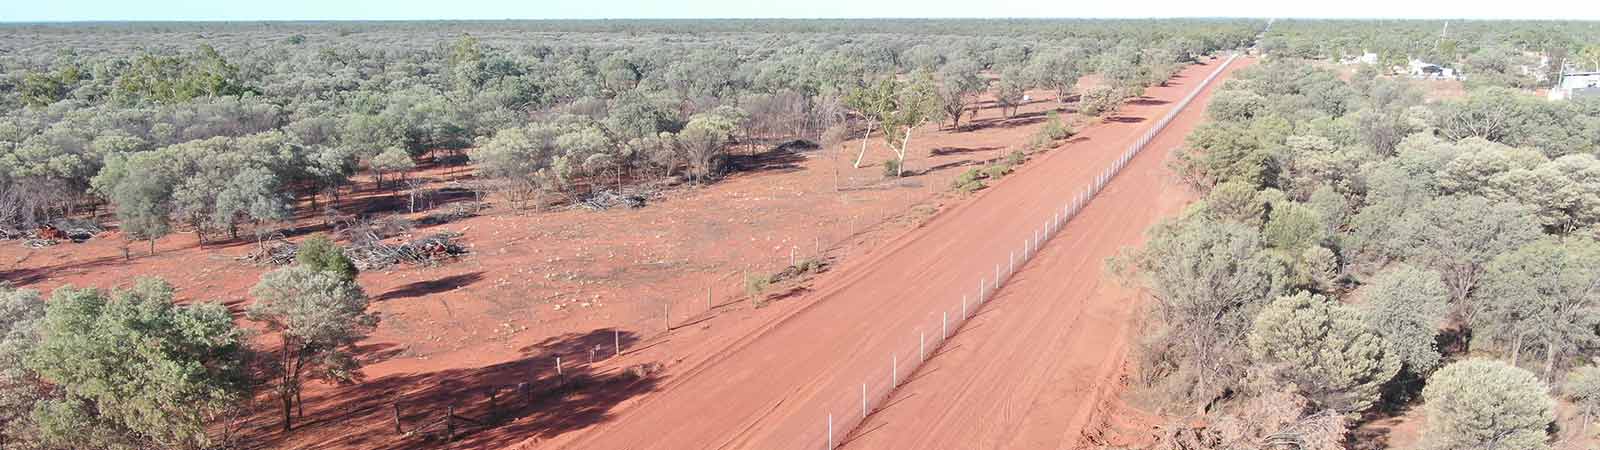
3,0,1596,21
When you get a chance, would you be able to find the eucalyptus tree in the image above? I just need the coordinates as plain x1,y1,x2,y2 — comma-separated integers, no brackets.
936,58,985,131
845,73,940,177
248,266,377,432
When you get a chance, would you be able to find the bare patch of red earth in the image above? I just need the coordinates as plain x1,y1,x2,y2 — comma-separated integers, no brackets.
0,56,1253,449
519,57,1254,450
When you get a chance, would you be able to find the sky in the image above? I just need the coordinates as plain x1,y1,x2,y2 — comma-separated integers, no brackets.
3,0,1598,22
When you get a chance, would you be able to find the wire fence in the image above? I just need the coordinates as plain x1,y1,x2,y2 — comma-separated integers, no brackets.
376,51,1239,447
807,51,1242,450
380,105,950,444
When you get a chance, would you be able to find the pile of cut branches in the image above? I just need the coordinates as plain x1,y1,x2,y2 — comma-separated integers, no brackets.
50,219,103,242
237,239,298,266
345,231,468,270
0,226,26,241
575,184,667,211
8,219,104,247
335,216,469,269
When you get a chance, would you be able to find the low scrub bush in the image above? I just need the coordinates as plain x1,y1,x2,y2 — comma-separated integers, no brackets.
744,272,770,297
881,159,902,178
1025,132,1054,153
1042,111,1075,140
984,163,1014,180
953,168,982,186
954,180,987,194
951,168,987,194
1080,87,1122,117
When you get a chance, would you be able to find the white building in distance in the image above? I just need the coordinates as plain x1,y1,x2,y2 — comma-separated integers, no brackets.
1340,52,1379,65
1405,59,1460,80
1549,71,1600,101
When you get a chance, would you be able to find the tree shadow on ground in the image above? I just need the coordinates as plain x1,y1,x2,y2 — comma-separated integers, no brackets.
1350,405,1413,450
961,114,1047,133
238,328,657,450
726,140,813,176
929,146,1002,157
1,253,128,287
919,159,987,176
1127,97,1171,106
375,272,485,302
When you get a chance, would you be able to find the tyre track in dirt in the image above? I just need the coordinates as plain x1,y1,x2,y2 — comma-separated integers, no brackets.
526,56,1250,450
842,55,1254,449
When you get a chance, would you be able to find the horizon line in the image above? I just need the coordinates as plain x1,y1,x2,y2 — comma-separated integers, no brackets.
1,16,1592,24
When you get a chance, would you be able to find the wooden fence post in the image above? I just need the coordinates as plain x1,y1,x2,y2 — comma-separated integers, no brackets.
445,405,455,441
489,386,499,420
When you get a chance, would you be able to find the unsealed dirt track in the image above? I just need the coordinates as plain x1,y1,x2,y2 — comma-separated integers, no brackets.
523,56,1253,450
844,56,1254,450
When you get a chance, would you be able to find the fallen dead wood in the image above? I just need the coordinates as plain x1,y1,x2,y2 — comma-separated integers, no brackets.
343,229,469,270
8,219,103,247
574,183,669,211
237,239,298,266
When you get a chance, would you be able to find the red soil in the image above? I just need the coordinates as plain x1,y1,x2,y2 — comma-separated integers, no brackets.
842,56,1253,450
0,72,1103,448
519,56,1253,450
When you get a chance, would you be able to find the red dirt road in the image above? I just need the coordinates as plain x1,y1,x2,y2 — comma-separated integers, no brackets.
529,56,1252,450
844,56,1254,450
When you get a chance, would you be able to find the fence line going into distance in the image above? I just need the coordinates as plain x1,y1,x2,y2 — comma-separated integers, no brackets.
816,51,1242,450
378,50,1241,447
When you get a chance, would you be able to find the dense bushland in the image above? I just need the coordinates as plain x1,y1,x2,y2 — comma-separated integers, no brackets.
0,20,1258,242
0,19,1263,448
1115,54,1600,448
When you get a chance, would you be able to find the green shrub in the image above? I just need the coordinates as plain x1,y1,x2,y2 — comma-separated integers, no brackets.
984,163,1014,180
793,258,825,275
744,272,771,297
296,234,358,282
951,168,988,194
1042,111,1075,140
952,168,982,186
1006,150,1026,166
954,179,986,194
881,159,902,178
1422,359,1554,450
1080,87,1121,117
1026,132,1054,152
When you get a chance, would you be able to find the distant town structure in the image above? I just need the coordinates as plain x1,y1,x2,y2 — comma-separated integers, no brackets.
1518,52,1552,84
1549,71,1600,101
1340,51,1379,65
1404,59,1461,80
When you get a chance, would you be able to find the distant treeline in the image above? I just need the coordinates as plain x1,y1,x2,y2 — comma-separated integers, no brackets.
0,19,1259,247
